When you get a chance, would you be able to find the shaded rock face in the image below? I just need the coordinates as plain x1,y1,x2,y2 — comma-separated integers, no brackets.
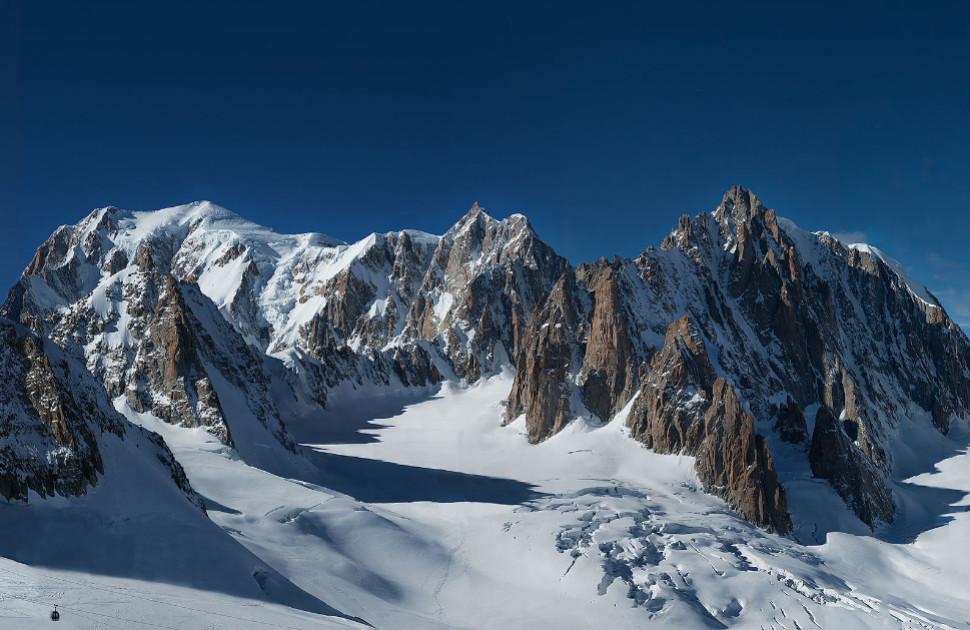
0,322,107,501
505,273,585,443
773,398,807,444
509,186,970,530
626,318,791,532
0,317,198,507
809,406,894,527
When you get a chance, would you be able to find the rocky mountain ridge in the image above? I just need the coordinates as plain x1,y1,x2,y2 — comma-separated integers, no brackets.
7,188,969,538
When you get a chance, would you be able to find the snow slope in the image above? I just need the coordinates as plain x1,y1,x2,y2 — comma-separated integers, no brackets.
0,407,365,629
312,376,970,629
39,374,960,629
0,557,364,630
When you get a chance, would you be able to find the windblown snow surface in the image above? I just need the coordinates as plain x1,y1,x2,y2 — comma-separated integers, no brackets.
6,374,967,628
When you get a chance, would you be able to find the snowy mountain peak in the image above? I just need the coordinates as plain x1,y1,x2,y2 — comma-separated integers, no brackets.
445,202,536,244
445,201,498,239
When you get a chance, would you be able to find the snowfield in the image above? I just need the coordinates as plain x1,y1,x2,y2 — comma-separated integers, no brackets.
310,376,970,629
0,558,364,630
9,374,965,629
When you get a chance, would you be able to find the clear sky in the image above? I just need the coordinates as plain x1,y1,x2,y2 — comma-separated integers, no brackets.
3,1,969,327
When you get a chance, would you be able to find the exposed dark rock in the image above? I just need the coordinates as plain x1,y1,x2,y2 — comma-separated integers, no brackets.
626,318,791,532
0,317,200,509
124,275,234,445
696,379,792,534
774,398,807,443
809,406,894,528
579,263,638,421
506,273,583,443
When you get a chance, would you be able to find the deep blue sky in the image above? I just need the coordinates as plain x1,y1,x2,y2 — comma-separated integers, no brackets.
4,1,969,326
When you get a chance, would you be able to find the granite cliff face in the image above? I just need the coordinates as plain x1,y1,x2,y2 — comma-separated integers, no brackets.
9,189,969,535
505,273,586,443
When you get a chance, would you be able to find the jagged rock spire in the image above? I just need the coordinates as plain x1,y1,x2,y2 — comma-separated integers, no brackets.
717,185,766,221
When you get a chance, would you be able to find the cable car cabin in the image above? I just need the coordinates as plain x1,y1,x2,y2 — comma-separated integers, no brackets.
50,605,60,621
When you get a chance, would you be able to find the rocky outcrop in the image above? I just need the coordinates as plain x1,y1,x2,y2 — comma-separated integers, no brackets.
773,398,807,444
126,275,234,444
809,406,894,527
627,316,714,452
695,378,791,533
0,317,199,508
506,273,584,443
626,318,791,532
577,263,639,421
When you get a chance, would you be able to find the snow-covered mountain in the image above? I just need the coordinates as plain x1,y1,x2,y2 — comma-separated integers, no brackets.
508,187,970,537
5,205,294,462
7,188,970,536
4,200,567,438
3,187,970,627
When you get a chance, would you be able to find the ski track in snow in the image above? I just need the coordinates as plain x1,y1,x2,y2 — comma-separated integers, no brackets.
5,374,970,628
